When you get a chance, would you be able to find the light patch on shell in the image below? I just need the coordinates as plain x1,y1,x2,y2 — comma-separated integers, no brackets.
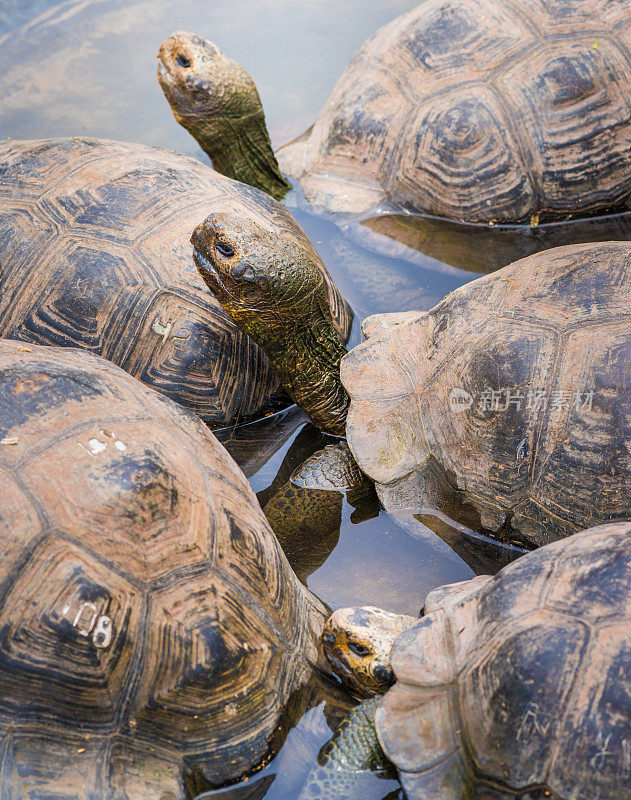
78,429,127,455
87,438,107,455
153,318,173,342
63,600,113,649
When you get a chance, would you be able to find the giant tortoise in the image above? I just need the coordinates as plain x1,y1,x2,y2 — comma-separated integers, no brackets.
190,223,631,546
301,521,631,800
0,339,329,798
0,137,351,426
158,1,631,222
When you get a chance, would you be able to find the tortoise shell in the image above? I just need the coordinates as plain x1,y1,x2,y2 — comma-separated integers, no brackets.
0,137,351,425
0,339,325,796
376,521,631,800
342,241,631,546
279,0,631,222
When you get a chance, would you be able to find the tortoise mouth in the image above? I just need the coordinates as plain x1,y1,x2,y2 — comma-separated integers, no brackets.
323,646,374,696
157,60,173,84
193,247,234,303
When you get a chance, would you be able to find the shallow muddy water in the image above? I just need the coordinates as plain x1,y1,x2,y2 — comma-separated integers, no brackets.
0,1,629,798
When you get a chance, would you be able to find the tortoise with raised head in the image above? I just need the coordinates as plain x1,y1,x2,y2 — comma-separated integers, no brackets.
158,1,631,223
190,224,631,546
0,136,351,426
158,31,291,201
300,521,631,800
0,339,328,797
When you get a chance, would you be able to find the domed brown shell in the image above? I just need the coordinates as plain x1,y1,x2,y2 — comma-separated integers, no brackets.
279,0,631,222
0,137,351,426
342,241,631,546
0,339,325,796
376,521,631,800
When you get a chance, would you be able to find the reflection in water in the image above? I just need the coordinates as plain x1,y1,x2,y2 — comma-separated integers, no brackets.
184,671,357,798
219,409,477,613
288,201,471,319
196,704,401,800
358,210,631,273
214,406,307,479
261,436,379,584
0,0,418,153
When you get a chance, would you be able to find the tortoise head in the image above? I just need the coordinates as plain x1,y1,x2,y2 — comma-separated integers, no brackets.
191,213,350,435
158,32,290,199
158,32,262,126
321,606,417,697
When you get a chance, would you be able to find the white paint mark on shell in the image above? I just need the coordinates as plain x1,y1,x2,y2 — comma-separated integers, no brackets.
87,438,107,455
73,602,99,636
153,318,173,342
0,437,19,445
92,615,113,649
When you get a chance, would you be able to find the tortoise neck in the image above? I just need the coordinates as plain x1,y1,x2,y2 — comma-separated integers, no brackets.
265,310,349,436
189,111,291,200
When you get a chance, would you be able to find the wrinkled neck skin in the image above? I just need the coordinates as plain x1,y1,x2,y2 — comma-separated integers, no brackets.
238,300,349,436
179,109,291,200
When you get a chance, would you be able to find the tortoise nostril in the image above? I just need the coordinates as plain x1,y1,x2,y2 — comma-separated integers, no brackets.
373,664,395,686
176,54,191,68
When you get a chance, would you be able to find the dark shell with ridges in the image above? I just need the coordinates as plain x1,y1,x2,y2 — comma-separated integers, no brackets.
0,137,351,425
0,339,325,796
376,522,631,800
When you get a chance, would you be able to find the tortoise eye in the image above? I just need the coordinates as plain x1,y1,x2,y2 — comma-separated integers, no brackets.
176,54,191,68
348,641,371,658
215,241,235,259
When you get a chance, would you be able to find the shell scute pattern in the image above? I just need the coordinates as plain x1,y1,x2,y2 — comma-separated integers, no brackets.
342,243,631,545
393,89,538,220
0,534,142,727
461,610,590,785
540,532,631,621
548,621,631,798
398,0,527,73
285,0,631,220
499,38,631,214
0,138,351,425
377,524,631,800
529,0,630,30
0,340,324,794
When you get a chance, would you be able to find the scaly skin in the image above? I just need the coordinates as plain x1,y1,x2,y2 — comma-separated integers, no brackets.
191,213,350,435
158,32,291,200
296,608,417,797
298,696,396,800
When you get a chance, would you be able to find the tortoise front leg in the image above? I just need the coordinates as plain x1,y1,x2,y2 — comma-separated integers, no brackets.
298,697,398,799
